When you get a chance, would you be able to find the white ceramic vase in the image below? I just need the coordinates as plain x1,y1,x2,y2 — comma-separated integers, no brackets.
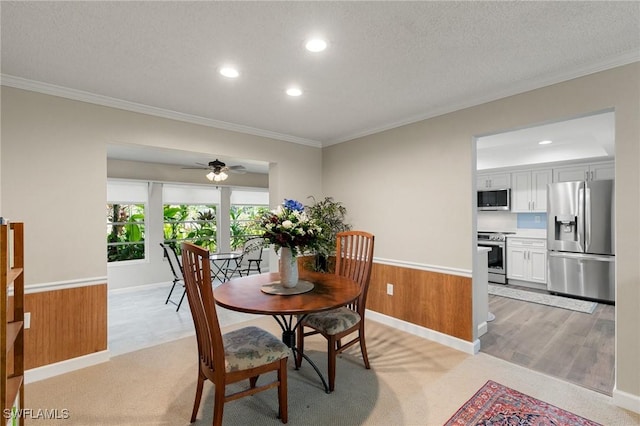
279,247,299,288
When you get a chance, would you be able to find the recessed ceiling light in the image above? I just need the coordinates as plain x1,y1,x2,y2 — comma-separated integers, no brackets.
286,87,302,97
538,140,553,145
219,67,239,78
305,38,327,52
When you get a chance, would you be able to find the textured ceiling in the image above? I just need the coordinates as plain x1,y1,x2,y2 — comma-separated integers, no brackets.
2,1,639,156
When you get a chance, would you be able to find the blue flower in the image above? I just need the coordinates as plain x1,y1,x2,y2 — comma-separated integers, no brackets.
283,199,304,212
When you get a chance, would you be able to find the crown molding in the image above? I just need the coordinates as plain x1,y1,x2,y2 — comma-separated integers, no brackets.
3,51,638,149
324,52,640,147
0,74,323,148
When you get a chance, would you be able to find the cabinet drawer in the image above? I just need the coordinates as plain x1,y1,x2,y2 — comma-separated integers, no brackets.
508,238,546,249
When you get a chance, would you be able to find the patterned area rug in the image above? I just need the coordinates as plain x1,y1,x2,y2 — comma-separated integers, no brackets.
488,284,597,314
444,380,602,426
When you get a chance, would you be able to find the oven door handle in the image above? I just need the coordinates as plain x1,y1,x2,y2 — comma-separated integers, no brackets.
478,241,504,247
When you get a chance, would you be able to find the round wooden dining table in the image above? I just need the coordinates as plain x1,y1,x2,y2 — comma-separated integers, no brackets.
214,269,361,392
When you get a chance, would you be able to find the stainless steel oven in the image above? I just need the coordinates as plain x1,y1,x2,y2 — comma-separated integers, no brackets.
478,232,510,284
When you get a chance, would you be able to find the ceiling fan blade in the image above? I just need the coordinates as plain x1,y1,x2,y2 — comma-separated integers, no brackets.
182,160,246,174
228,165,247,174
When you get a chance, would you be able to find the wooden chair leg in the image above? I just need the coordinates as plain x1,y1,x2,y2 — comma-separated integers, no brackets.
328,336,337,392
359,326,371,369
191,374,205,423
249,375,259,388
213,383,225,426
278,358,288,423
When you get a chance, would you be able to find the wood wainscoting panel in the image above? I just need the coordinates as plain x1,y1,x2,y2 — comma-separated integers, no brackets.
368,263,473,341
21,284,108,369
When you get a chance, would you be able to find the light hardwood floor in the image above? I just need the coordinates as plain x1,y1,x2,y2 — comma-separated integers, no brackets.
480,286,615,396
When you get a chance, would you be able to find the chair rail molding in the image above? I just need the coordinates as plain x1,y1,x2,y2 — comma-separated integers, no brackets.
16,276,108,295
374,257,471,278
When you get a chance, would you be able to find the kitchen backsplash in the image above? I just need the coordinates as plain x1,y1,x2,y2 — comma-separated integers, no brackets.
478,211,547,231
517,213,547,229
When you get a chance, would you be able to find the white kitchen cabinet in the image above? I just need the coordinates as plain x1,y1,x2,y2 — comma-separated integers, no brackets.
511,169,552,213
553,161,614,182
507,238,547,284
477,172,510,189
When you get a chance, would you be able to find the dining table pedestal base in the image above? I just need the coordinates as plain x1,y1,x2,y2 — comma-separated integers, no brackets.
214,271,361,395
275,315,331,394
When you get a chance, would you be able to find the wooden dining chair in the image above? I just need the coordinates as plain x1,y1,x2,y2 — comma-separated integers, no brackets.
295,231,375,392
181,242,290,425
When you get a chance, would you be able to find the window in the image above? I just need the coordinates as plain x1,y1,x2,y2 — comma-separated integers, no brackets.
107,204,146,262
107,180,148,263
230,189,269,250
230,205,270,249
162,183,221,252
163,204,218,252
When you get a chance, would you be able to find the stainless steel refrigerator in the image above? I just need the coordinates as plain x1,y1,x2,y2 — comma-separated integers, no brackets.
547,179,615,302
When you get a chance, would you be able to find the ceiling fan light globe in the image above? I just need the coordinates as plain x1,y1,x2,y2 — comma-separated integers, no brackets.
206,171,215,181
213,171,228,182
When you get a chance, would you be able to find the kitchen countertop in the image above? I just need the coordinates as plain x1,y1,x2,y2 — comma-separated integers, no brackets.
478,229,547,239
509,229,547,239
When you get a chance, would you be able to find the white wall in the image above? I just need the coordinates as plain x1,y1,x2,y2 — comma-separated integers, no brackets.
323,63,640,409
0,87,323,287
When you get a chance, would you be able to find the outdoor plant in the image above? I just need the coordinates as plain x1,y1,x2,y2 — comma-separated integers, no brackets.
305,196,351,272
107,204,145,262
163,204,217,252
230,205,270,250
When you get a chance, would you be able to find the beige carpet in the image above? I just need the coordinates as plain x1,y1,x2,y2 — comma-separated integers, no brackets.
26,317,638,425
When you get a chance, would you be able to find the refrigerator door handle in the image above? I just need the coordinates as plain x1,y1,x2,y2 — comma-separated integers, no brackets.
548,251,614,262
577,187,584,250
585,187,591,251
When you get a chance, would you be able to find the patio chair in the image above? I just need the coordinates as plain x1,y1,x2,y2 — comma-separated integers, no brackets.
160,242,186,311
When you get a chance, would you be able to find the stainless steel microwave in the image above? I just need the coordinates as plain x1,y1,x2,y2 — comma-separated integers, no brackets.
477,188,510,211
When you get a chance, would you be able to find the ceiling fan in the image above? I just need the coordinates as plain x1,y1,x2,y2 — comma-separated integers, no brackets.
183,159,247,182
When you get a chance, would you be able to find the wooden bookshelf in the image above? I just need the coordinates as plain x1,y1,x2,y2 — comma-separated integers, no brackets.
1,222,25,426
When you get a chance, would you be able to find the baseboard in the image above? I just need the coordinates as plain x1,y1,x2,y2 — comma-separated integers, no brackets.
25,350,111,384
612,387,640,414
366,310,478,355
108,281,168,295
477,320,488,337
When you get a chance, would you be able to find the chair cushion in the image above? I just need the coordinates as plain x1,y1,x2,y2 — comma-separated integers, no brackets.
223,326,289,372
302,307,361,335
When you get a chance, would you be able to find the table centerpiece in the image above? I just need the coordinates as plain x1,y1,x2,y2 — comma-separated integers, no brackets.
256,199,321,288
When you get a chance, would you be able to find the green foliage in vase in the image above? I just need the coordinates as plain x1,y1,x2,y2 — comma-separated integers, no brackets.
305,196,351,272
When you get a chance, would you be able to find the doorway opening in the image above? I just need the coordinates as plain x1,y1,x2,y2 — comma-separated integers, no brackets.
473,109,616,396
